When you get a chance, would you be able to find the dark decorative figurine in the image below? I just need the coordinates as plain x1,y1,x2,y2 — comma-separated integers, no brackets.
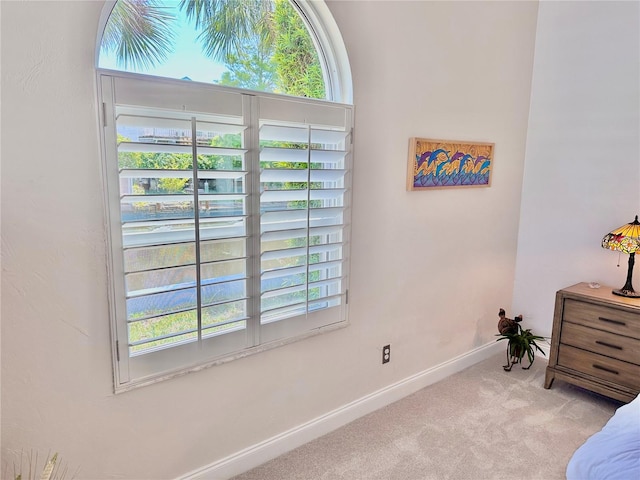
496,308,546,371
497,308,521,335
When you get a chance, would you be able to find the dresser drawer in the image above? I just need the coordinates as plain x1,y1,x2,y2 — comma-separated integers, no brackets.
561,322,640,365
558,344,640,391
563,299,640,339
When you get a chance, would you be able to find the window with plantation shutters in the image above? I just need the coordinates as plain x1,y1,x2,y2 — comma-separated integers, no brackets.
100,73,353,391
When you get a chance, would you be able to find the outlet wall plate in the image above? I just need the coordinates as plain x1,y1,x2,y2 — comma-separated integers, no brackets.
382,345,391,364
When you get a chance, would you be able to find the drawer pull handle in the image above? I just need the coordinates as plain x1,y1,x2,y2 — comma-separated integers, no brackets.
592,364,619,375
595,340,623,350
598,316,626,326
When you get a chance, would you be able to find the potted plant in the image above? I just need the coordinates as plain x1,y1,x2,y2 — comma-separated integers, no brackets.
496,308,547,371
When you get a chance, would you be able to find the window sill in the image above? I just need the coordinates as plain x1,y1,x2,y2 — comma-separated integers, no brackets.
113,319,349,394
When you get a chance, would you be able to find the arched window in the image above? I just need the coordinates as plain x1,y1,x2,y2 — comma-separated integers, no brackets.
97,0,352,103
96,0,353,391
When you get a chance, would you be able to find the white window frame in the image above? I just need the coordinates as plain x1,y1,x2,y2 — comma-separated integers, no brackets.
98,71,353,392
291,0,353,104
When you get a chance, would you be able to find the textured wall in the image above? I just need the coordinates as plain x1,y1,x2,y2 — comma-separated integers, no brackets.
1,1,538,477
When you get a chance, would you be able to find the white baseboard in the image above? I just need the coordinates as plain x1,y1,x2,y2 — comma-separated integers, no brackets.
179,341,504,480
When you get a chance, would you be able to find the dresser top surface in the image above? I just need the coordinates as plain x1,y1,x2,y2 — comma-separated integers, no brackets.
561,282,640,310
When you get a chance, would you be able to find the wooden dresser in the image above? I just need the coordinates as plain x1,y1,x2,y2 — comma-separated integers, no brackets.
544,282,640,403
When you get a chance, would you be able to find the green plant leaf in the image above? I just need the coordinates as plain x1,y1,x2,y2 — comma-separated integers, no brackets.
102,0,176,70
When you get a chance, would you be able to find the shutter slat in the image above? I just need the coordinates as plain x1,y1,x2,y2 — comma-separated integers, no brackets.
261,265,307,280
118,142,246,156
121,193,246,203
260,147,346,165
261,228,308,242
261,225,342,243
260,169,345,183
260,124,349,145
116,110,246,133
261,207,342,225
260,260,342,280
261,188,345,202
120,169,246,180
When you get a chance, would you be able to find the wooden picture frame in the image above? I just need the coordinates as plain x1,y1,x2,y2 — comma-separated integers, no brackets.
407,138,494,190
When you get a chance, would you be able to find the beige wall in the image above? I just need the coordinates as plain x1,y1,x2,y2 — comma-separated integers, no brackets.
1,1,538,478
513,0,640,336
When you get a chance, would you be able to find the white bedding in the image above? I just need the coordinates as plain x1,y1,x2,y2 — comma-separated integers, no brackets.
566,394,640,480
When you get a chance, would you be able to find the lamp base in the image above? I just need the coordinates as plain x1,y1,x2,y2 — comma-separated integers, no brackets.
612,288,640,298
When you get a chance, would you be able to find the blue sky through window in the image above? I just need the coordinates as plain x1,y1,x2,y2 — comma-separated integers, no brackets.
99,1,228,83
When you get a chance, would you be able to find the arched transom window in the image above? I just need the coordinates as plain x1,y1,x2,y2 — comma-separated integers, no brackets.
98,0,351,101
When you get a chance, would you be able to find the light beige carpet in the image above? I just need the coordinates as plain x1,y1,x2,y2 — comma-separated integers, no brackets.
232,353,622,480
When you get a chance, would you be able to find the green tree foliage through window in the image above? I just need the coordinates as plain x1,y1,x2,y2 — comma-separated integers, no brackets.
272,0,324,98
101,0,176,69
218,33,278,91
101,0,325,99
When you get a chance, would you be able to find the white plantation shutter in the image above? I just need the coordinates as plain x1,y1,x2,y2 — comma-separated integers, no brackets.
258,97,352,342
100,72,352,390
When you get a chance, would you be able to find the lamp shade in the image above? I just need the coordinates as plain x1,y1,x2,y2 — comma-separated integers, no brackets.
601,215,640,254
601,215,640,297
